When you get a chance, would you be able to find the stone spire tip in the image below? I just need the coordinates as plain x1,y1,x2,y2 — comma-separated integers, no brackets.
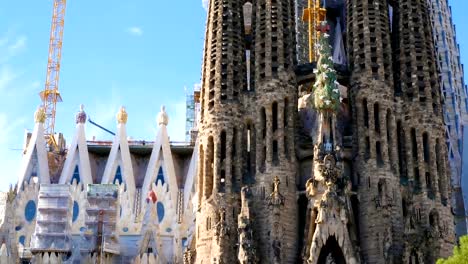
76,104,87,124
34,106,46,124
117,106,128,124
157,105,169,126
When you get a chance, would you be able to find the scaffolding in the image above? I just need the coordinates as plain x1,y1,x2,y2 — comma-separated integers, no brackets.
185,84,201,143
31,185,73,254
84,184,120,261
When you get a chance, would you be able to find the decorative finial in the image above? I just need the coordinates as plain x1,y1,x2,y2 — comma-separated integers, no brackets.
157,105,169,126
116,106,128,124
75,104,87,124
34,106,46,124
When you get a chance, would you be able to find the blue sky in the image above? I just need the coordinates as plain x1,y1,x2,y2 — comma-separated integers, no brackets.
0,1,467,191
0,0,207,191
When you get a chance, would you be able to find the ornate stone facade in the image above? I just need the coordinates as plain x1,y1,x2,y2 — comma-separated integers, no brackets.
195,0,457,263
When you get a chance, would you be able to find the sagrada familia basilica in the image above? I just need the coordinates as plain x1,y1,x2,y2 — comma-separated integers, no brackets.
0,0,467,263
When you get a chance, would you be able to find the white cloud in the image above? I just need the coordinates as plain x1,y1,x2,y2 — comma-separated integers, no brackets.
202,0,209,10
126,26,143,36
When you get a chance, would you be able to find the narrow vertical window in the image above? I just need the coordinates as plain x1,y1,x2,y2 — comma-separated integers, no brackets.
221,131,227,162
363,99,369,128
423,132,430,163
397,121,407,179
284,98,289,128
365,136,371,160
261,107,266,138
374,103,380,133
376,141,384,167
272,102,278,132
411,128,418,161
272,140,279,165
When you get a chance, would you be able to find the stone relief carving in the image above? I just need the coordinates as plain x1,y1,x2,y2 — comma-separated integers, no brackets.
238,186,257,264
267,176,285,207
214,208,229,243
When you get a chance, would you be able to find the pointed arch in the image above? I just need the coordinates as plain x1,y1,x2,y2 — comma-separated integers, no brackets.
18,122,50,190
141,121,179,212
101,123,136,199
70,166,80,184
317,236,346,264
59,121,92,185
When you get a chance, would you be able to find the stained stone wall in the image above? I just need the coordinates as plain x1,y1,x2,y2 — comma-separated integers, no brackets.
348,0,455,262
195,0,457,263
195,0,299,263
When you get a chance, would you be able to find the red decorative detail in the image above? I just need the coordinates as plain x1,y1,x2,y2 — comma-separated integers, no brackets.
147,190,158,204
316,24,330,33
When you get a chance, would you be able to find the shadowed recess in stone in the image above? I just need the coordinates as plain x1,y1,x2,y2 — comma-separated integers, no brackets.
71,165,80,184
113,166,123,185
156,167,165,186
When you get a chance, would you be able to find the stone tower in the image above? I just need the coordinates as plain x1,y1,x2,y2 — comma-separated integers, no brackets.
195,0,298,263
348,0,455,262
195,0,457,263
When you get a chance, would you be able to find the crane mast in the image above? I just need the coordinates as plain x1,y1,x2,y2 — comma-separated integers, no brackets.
39,0,66,148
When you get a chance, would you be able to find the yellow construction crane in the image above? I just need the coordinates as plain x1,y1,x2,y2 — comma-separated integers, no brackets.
39,0,66,148
302,0,327,62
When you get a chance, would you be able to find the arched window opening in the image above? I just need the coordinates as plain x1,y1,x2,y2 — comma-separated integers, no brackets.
220,170,226,193
317,236,346,264
429,210,439,228
284,98,289,128
261,107,266,138
272,140,279,165
220,131,227,162
378,180,384,199
231,129,237,189
365,136,371,160
244,123,256,184
423,132,430,163
113,166,123,185
402,198,408,218
156,167,165,186
71,165,80,184
414,168,421,192
376,141,384,167
386,110,393,167
397,121,407,181
374,103,380,133
272,102,278,132
363,99,369,128
410,250,420,264
411,128,418,161
260,146,266,173
426,172,434,200
284,135,289,159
